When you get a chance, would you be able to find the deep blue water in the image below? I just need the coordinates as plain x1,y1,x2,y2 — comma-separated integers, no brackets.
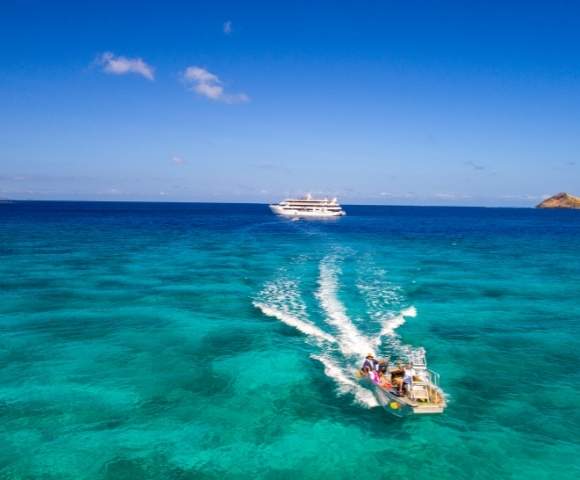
1,201,579,479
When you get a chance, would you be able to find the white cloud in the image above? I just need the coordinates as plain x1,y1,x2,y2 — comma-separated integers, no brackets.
499,194,543,201
99,187,122,196
184,66,218,84
172,156,186,165
379,192,416,199
97,52,155,80
182,66,249,103
433,193,473,200
433,193,456,199
223,20,232,34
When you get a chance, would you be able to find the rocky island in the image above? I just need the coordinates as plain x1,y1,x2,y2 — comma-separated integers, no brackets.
536,192,580,209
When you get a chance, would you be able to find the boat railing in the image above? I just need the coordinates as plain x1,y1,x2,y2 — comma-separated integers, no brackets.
409,369,440,404
427,369,440,388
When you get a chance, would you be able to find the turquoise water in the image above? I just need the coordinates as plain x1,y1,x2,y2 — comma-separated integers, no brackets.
1,202,579,479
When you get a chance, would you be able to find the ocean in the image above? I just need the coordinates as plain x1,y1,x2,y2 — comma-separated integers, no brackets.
1,201,579,479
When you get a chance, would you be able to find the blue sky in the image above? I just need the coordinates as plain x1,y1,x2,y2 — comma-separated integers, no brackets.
1,0,579,206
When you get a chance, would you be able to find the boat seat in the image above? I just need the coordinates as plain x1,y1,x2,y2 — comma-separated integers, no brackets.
411,384,430,402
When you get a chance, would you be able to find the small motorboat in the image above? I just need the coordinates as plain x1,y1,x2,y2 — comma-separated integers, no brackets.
356,348,446,417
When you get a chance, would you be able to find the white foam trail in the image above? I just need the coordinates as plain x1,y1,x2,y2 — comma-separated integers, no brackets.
374,306,417,347
316,257,374,357
253,302,336,343
257,278,308,319
311,354,378,408
356,271,403,325
378,313,406,337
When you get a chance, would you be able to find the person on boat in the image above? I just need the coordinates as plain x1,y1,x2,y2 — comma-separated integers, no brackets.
361,354,377,375
400,364,415,395
378,358,389,375
377,370,392,389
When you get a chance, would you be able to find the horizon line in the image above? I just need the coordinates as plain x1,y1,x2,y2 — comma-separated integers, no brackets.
1,198,540,209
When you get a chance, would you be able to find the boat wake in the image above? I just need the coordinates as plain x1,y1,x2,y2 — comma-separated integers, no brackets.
316,255,375,357
254,253,421,409
253,303,337,344
374,306,417,348
253,278,337,344
310,354,378,407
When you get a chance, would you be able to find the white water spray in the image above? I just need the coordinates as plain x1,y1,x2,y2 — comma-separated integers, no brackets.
253,302,336,343
311,354,378,408
374,306,417,347
316,257,375,357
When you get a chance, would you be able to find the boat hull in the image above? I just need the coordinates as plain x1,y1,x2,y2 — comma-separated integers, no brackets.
358,374,446,416
372,383,414,417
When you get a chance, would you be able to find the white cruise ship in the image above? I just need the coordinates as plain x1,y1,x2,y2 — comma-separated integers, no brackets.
270,194,346,218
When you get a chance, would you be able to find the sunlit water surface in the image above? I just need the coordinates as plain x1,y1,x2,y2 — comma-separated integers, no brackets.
1,202,579,479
